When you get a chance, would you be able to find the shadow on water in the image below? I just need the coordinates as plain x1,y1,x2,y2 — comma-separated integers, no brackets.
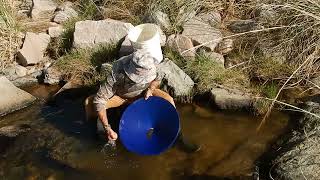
0,85,290,180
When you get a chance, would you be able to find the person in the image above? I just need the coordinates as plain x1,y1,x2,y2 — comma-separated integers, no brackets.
84,40,200,153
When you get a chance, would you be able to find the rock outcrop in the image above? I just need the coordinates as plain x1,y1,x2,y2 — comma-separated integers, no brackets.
0,76,36,116
73,19,134,49
157,59,194,98
17,32,50,66
272,100,320,180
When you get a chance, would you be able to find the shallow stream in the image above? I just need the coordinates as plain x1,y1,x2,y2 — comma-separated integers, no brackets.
0,85,288,180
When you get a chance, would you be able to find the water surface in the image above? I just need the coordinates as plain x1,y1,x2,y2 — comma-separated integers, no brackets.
0,85,288,180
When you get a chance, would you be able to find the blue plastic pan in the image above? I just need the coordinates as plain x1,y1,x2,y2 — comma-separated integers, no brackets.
119,96,180,155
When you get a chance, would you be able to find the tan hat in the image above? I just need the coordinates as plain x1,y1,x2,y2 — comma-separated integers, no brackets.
124,49,157,84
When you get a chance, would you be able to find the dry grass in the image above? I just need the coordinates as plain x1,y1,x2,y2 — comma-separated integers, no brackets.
0,0,21,71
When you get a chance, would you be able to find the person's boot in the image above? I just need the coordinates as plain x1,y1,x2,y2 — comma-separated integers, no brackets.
176,132,201,153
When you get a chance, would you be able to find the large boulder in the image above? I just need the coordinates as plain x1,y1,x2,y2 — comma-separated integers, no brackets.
166,34,195,59
73,19,134,49
182,16,223,51
31,0,57,19
210,86,254,110
0,76,36,116
157,59,194,98
272,101,320,179
17,32,51,66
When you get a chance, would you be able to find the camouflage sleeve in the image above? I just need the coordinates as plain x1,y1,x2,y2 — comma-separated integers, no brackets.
93,74,115,112
155,64,165,81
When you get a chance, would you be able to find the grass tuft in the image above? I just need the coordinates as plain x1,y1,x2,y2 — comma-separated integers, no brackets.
0,0,21,71
52,44,118,85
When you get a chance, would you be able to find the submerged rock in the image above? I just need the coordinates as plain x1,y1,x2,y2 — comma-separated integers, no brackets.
0,124,31,153
17,32,51,66
157,59,194,98
0,76,36,116
210,86,254,110
73,19,134,49
272,101,320,180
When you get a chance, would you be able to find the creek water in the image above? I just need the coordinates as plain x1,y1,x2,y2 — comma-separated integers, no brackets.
0,85,288,180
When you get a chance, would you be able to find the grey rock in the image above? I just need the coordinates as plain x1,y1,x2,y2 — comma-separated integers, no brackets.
53,6,78,24
166,34,195,59
15,65,27,77
197,11,221,27
255,4,279,23
273,102,320,180
119,36,133,57
146,11,171,31
17,32,51,66
31,0,57,19
43,65,64,85
157,59,194,97
227,20,261,33
73,19,134,49
176,6,197,26
182,16,223,51
0,76,36,116
48,25,64,38
3,64,28,80
216,38,233,55
203,51,225,67
56,1,73,11
210,87,254,110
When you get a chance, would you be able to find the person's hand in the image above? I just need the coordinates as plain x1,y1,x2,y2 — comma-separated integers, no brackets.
145,88,153,100
105,126,118,141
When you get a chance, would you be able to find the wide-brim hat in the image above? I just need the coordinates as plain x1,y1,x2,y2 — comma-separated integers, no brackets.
124,50,157,84
119,96,180,155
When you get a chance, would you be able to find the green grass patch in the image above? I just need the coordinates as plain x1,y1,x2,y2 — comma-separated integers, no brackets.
164,48,250,93
52,44,118,85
